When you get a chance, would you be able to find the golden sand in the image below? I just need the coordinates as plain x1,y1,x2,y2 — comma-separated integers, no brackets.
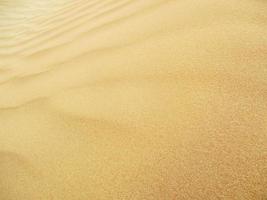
0,0,267,199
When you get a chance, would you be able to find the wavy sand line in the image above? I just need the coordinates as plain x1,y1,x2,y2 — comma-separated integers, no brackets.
0,0,266,199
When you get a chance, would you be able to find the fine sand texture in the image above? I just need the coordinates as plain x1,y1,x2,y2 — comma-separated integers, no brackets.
0,0,267,199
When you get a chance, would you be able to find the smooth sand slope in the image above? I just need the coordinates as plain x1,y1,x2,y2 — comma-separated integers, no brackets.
0,0,267,199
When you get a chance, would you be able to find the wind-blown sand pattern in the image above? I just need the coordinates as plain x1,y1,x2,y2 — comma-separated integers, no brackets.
0,0,267,199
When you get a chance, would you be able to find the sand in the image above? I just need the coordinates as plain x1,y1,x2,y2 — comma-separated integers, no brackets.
0,0,267,199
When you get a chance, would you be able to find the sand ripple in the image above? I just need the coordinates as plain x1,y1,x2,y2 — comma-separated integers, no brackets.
0,0,267,199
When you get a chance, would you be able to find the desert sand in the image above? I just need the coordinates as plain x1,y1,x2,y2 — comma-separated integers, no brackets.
0,0,267,199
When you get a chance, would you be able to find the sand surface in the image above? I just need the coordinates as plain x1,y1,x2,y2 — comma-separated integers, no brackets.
0,0,267,199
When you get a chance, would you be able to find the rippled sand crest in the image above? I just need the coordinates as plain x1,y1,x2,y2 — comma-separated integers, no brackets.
0,0,267,199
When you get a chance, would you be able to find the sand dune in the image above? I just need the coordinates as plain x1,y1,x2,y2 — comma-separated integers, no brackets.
0,0,267,199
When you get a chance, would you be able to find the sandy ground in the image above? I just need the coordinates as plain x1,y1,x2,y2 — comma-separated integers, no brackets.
0,0,267,199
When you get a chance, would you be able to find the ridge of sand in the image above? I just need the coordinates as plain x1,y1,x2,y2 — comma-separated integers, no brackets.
0,0,267,199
